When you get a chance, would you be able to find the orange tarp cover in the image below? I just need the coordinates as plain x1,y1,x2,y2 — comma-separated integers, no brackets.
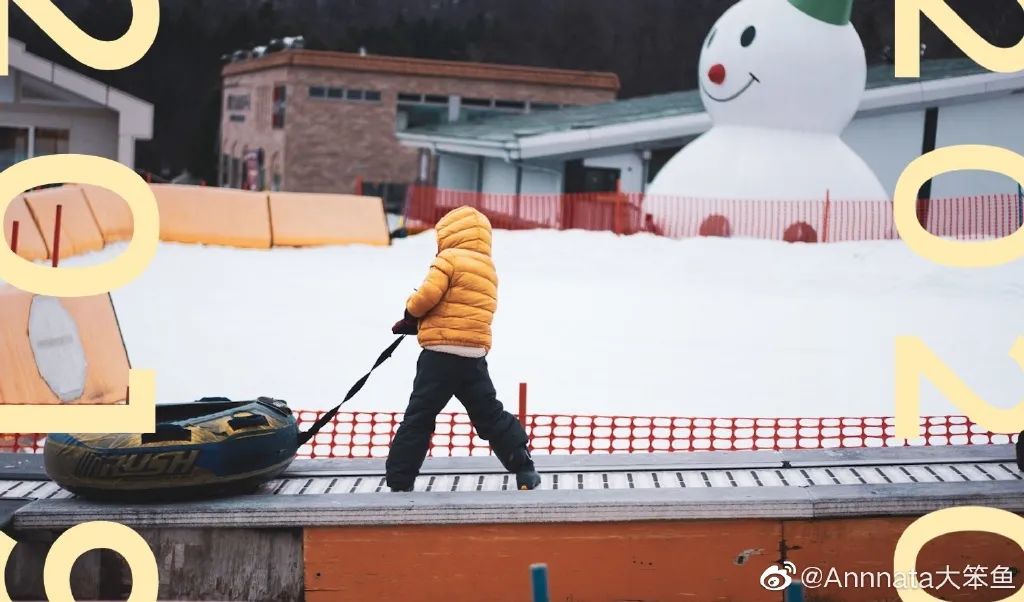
152,184,272,249
23,186,105,259
0,287,129,405
3,197,48,261
80,184,135,243
269,192,389,247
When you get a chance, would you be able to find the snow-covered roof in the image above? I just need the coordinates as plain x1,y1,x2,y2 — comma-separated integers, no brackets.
398,58,1022,160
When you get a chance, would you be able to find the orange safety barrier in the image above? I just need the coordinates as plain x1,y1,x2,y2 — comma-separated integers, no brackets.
23,186,105,260
269,192,390,247
0,286,129,405
80,184,134,243
3,197,48,261
152,184,272,249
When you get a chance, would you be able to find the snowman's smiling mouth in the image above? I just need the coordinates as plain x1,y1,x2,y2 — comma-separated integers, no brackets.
702,72,760,103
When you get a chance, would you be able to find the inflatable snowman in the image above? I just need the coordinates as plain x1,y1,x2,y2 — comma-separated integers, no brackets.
646,0,887,210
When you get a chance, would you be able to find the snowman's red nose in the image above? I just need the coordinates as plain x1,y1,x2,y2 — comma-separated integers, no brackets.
708,63,726,85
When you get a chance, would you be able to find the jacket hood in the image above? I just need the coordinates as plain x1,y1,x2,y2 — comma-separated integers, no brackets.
435,206,492,255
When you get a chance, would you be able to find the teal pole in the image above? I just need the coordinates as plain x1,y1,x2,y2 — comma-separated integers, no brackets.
785,581,805,602
531,564,550,602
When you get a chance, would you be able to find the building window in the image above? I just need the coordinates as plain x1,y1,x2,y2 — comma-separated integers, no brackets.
229,114,245,122
397,105,448,129
272,85,287,129
0,127,70,171
227,94,251,111
450,97,532,123
310,86,381,103
0,127,28,171
396,92,453,130
231,157,242,188
495,99,526,110
220,153,230,186
33,128,69,156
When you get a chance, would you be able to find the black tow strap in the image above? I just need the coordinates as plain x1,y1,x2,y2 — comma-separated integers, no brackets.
297,336,406,446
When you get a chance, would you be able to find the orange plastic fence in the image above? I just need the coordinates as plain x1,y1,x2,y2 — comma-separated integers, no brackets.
269,192,389,247
80,184,135,243
407,186,1024,242
0,286,129,405
152,184,272,249
23,186,105,259
3,197,47,260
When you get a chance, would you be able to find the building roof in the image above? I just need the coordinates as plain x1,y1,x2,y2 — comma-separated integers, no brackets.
398,58,1023,160
222,49,621,92
8,39,154,165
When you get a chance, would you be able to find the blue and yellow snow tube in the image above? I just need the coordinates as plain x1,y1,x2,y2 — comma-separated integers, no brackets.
44,397,299,502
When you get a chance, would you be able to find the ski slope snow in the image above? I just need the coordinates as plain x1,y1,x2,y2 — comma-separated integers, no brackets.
34,230,1024,418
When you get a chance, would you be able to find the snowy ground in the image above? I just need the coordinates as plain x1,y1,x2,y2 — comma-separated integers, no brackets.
29,230,1024,418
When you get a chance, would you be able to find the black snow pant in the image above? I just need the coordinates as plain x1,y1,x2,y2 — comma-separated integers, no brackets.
385,349,532,490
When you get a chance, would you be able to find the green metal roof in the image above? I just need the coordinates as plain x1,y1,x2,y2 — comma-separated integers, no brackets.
401,58,988,144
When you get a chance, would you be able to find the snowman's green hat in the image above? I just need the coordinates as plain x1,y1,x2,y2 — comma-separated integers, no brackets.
789,0,853,26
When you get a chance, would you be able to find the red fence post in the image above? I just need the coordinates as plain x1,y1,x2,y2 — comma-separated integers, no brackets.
10,220,18,254
52,204,63,268
821,189,831,243
518,382,527,427
355,176,364,196
916,197,931,232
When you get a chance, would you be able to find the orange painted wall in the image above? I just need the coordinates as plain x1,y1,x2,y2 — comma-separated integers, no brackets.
23,186,105,259
152,184,273,249
305,517,1024,601
80,184,134,243
3,196,49,261
269,191,389,247
0,287,129,405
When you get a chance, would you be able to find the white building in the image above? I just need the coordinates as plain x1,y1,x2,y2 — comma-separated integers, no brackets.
0,39,153,170
398,59,1024,200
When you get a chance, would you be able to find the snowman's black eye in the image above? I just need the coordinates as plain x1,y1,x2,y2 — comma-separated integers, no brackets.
706,28,717,48
741,26,757,47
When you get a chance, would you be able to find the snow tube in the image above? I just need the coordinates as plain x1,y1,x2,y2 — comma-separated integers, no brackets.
1017,431,1023,472
44,397,299,502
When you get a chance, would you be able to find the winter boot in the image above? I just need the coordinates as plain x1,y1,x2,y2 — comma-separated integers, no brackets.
516,468,541,491
390,485,414,493
507,447,541,491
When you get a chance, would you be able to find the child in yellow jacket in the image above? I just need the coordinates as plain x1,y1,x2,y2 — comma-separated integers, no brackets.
387,206,541,492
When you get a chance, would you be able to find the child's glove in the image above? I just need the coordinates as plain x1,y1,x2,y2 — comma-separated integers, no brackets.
392,310,418,335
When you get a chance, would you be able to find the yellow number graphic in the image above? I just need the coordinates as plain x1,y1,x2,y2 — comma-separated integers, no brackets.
895,0,1024,77
0,0,159,75
894,507,1024,601
0,530,15,602
43,522,158,601
893,145,1024,268
0,522,158,602
895,337,1024,438
0,155,157,433
0,154,159,297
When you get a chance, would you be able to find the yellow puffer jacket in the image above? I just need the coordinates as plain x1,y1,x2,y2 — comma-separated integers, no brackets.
406,206,498,352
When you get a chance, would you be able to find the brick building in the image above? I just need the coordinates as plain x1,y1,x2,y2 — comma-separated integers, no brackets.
219,49,619,202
